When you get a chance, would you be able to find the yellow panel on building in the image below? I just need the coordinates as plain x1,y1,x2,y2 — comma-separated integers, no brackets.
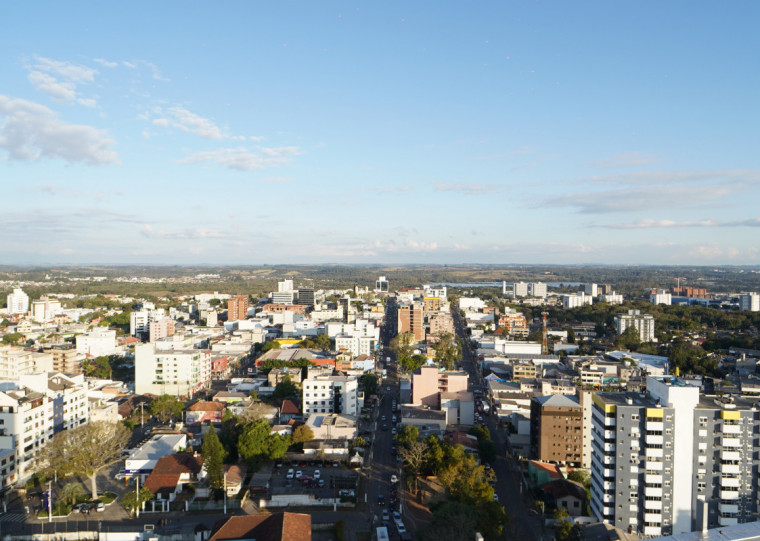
592,394,616,414
721,410,741,420
646,408,664,418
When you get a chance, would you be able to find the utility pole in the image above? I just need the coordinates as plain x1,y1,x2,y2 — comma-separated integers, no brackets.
135,476,140,518
47,480,52,523
541,312,549,355
139,402,145,427
223,471,227,514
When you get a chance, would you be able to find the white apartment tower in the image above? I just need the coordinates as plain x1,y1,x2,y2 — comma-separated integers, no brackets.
615,309,656,342
134,343,211,398
6,288,29,315
0,384,55,480
590,376,760,536
739,293,759,312
650,290,672,306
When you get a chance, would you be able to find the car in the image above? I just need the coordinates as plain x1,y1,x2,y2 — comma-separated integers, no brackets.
318,479,326,488
96,502,105,512
382,510,390,522
396,521,406,534
314,469,321,479
73,503,87,513
493,493,499,502
391,415,396,423
114,470,128,480
382,424,388,431
391,446,396,455
295,470,303,479
390,474,398,484
79,503,93,514
332,462,339,468
377,495,385,506
391,428,396,435
381,415,386,422
286,468,294,479
393,511,402,522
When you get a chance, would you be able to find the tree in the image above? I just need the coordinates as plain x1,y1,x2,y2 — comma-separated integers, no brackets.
399,354,427,373
396,424,419,449
81,356,112,379
238,419,289,462
567,328,576,344
202,427,226,489
272,376,297,401
432,333,462,370
400,441,426,479
421,502,478,541
1,333,23,345
553,508,581,541
359,373,378,396
121,487,154,517
39,421,129,500
300,334,331,351
61,482,85,505
389,332,415,359
292,424,314,445
150,394,184,422
616,326,641,350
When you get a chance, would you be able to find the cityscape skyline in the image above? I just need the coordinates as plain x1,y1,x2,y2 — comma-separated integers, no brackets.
2,2,759,266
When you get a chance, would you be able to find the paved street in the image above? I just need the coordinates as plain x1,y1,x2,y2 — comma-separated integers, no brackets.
452,310,541,541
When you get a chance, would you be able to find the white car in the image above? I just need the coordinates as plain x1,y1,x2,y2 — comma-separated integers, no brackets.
286,468,294,479
295,470,303,479
390,474,398,484
96,502,105,512
393,511,401,522
314,469,321,479
396,521,406,534
382,510,390,522
493,493,499,502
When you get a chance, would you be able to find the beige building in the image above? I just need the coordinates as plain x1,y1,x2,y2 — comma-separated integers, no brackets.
411,365,468,408
428,312,454,336
43,344,84,374
398,303,425,342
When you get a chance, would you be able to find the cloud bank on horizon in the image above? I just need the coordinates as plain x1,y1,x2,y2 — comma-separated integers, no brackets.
2,2,759,265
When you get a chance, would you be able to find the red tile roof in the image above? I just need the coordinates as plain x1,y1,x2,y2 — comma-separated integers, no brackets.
143,453,203,497
188,401,225,412
280,400,300,415
209,513,311,541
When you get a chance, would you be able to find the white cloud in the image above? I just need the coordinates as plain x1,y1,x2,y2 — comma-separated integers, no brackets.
25,56,98,105
141,225,229,239
93,58,119,68
180,146,300,171
148,106,224,139
432,182,500,195
589,151,660,169
597,217,760,229
570,169,760,187
0,95,117,164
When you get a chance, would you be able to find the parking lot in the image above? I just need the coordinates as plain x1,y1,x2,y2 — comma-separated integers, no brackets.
269,459,359,500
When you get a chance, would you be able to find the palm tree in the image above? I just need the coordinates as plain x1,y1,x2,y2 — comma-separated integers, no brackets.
61,482,85,505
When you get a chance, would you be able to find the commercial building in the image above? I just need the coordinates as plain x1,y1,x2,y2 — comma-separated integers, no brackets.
149,317,175,343
30,297,62,322
590,375,760,537
6,288,29,315
585,283,599,297
227,295,250,322
615,309,656,342
43,344,84,374
563,293,594,309
302,375,359,417
0,346,51,380
530,394,583,467
296,288,315,307
739,292,759,312
0,385,54,480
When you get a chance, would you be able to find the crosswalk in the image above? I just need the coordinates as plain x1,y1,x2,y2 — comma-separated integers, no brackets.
0,512,27,523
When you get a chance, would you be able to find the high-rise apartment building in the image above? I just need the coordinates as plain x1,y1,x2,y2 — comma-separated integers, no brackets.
149,317,175,343
615,309,656,342
530,394,583,467
590,376,760,537
6,288,29,315
739,292,759,312
227,295,250,321
397,302,424,342
296,288,315,307
650,289,672,306
585,283,599,297
375,276,389,293
30,297,62,322
134,343,211,397
513,282,529,297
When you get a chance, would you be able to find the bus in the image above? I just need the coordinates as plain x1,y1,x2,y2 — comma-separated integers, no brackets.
376,526,390,541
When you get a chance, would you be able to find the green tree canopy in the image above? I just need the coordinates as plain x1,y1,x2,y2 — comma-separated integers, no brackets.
359,373,378,396
201,427,227,489
291,424,314,445
271,376,298,401
150,394,185,422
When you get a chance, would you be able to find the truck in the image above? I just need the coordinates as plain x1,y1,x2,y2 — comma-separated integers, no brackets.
376,526,390,541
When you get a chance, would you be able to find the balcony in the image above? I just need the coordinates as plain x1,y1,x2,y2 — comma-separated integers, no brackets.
645,447,663,458
646,421,664,431
722,424,741,434
720,476,740,488
720,489,740,500
644,486,663,498
646,434,664,445
721,464,741,474
719,516,738,526
644,512,662,523
722,437,741,448
645,474,663,485
644,526,662,536
721,451,741,461
719,503,739,514
645,460,663,470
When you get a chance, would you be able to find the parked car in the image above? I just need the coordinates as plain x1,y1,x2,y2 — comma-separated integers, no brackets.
114,469,128,480
96,502,105,512
318,479,326,488
377,495,385,506
314,469,321,479
382,510,390,522
295,470,303,479
286,468,294,479
396,521,406,534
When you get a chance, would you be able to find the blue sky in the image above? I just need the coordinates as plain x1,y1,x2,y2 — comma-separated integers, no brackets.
2,1,759,265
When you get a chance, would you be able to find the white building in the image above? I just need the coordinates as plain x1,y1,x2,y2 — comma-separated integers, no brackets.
513,282,529,298
130,309,166,336
650,289,672,306
0,346,52,380
304,413,358,440
124,433,187,479
76,327,118,357
134,343,211,397
615,309,656,342
562,292,594,309
599,292,624,305
30,297,62,322
20,372,89,433
584,283,598,297
530,282,548,298
302,375,359,417
0,384,54,479
375,276,389,293
423,285,447,303
739,292,760,312
458,297,487,311
6,288,29,315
